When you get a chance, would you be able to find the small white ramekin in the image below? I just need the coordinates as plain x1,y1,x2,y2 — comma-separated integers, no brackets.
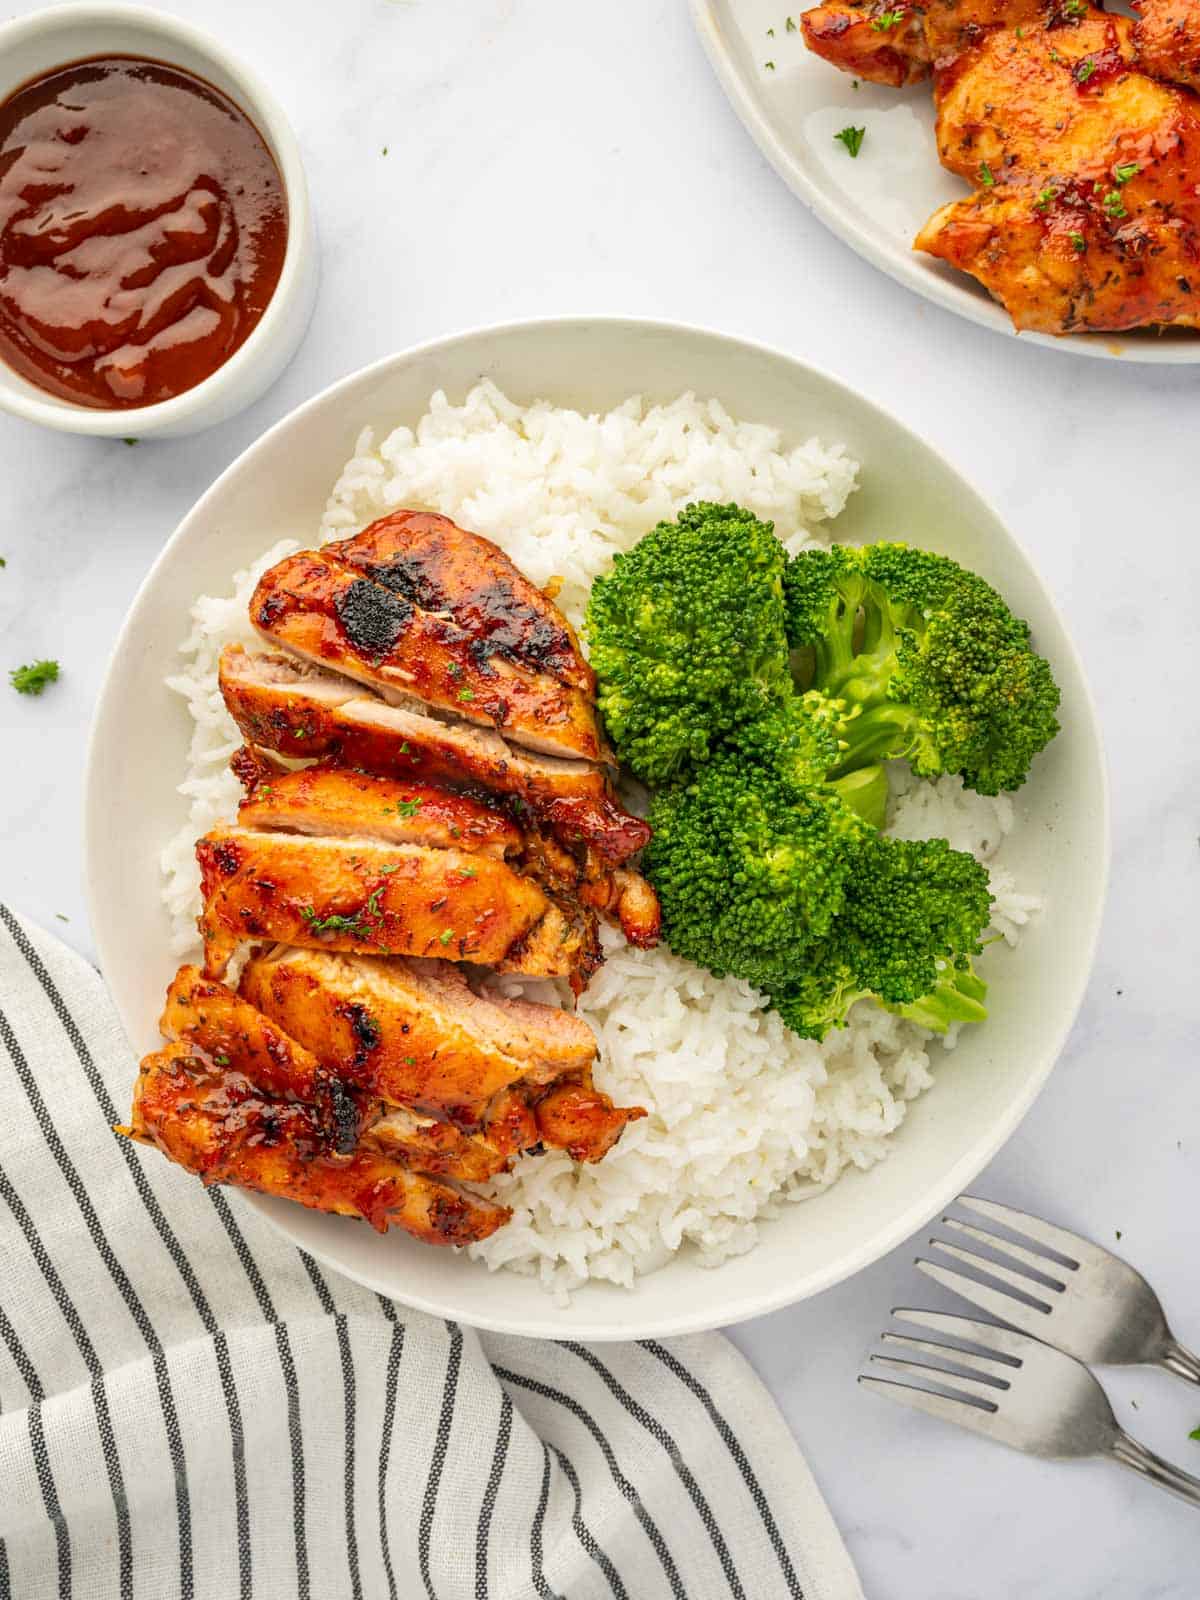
0,4,317,438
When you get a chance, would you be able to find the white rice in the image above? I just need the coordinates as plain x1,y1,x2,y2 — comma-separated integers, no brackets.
162,381,1041,1299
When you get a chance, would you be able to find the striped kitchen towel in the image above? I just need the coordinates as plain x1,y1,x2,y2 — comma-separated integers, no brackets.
0,908,863,1600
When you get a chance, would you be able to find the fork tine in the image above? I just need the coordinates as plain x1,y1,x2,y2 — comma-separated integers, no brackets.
892,1307,1039,1360
913,1261,1053,1335
868,1353,1006,1402
880,1330,1018,1374
858,1375,1005,1439
941,1216,1070,1288
958,1195,1093,1268
926,1239,1056,1308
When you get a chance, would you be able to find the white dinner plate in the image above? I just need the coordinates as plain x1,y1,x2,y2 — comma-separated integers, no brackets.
85,317,1110,1339
691,0,1200,362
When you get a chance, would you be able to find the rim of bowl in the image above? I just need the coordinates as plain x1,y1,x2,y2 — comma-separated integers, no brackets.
83,314,1113,1338
0,2,311,434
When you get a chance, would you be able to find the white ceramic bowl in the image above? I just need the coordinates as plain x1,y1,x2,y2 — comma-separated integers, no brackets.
0,4,317,437
84,318,1110,1339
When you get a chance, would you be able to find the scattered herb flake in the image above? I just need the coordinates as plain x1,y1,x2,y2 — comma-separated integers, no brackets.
1103,188,1127,219
1016,24,1025,36
460,866,477,879
1190,1425,1200,1441
786,14,797,28
439,929,454,946
457,688,475,703
852,78,860,87
764,59,776,69
1069,230,1086,251
55,913,69,923
214,1053,230,1066
395,796,424,818
1114,161,1139,184
870,8,905,29
1063,0,1087,15
10,659,59,696
1074,55,1097,83
767,25,775,35
835,125,866,157
980,161,995,186
1115,1229,1122,1239
1034,185,1056,212
123,437,138,447
382,145,388,156
0,556,6,567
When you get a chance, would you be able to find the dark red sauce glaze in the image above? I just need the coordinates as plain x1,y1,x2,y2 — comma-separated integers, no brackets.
0,55,287,408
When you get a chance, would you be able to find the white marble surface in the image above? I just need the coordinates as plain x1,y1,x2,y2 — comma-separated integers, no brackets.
0,0,1197,1592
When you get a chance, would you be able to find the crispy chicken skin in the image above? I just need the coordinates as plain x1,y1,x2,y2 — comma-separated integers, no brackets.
219,645,651,866
239,945,597,1119
158,964,364,1152
325,511,595,695
918,15,1200,331
250,520,606,763
196,826,597,982
125,1046,509,1244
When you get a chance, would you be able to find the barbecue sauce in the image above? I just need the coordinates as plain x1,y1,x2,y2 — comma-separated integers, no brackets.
0,56,287,408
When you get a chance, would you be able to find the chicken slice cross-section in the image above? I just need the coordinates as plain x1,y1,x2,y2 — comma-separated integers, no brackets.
250,514,606,762
239,945,598,1120
196,825,599,982
124,1046,509,1244
219,644,651,865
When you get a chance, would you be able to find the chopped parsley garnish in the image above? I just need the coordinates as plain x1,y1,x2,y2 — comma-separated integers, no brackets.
1063,0,1087,15
439,929,454,946
382,145,388,156
386,796,424,818
764,59,776,69
460,866,477,879
1103,188,1127,219
0,556,6,567
767,25,775,35
399,741,411,754
835,125,866,157
457,687,475,702
786,14,797,29
10,659,59,696
1016,25,1025,36
213,1053,230,1066
1034,186,1056,213
1074,55,1097,83
1069,230,1086,251
300,886,386,940
870,8,905,28
979,161,995,186
1190,1425,1200,1441
1113,161,1139,184
123,437,138,447
55,912,69,923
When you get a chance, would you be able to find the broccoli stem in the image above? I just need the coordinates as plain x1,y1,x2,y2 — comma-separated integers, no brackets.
828,764,889,829
828,702,916,777
891,967,988,1032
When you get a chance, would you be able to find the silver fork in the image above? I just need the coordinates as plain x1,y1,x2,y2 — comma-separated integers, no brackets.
915,1194,1200,1387
861,1309,1200,1507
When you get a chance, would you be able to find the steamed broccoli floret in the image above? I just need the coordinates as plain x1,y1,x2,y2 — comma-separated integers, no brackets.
784,542,1060,795
644,752,869,993
586,502,791,783
770,834,992,1039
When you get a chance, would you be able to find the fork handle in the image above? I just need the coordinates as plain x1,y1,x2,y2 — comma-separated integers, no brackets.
1111,1432,1200,1508
1160,1339,1200,1388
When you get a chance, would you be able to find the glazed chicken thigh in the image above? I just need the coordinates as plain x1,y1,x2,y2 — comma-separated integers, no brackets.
802,0,1200,331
